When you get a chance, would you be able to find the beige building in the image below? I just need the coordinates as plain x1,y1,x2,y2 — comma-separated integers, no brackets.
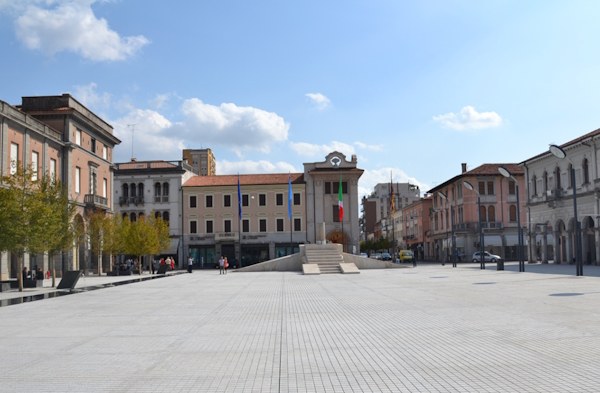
182,148,216,176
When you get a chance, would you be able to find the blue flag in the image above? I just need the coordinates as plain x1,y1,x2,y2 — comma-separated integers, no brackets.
288,175,292,220
238,175,242,220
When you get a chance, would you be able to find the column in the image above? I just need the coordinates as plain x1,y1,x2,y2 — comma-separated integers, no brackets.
0,251,8,281
527,231,535,263
541,232,548,264
582,228,590,265
1,117,7,178
595,228,600,266
553,230,561,264
566,230,574,264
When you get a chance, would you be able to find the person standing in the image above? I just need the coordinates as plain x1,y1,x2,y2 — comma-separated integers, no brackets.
224,257,228,275
170,257,175,271
219,256,225,275
188,256,193,273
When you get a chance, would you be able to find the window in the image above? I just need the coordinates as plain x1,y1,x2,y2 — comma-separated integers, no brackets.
130,213,137,222
155,211,161,218
103,146,107,160
293,193,301,205
488,206,495,222
508,180,515,195
532,175,537,196
190,196,197,208
478,181,485,195
325,182,331,194
224,220,231,233
50,158,56,179
190,221,197,234
294,218,301,232
10,143,18,175
206,195,213,208
206,220,214,234
555,167,561,190
123,184,129,198
154,183,161,202
163,212,169,223
91,138,96,153
509,205,517,222
435,215,438,230
75,129,82,145
480,206,487,222
583,158,590,184
457,183,463,198
333,205,340,222
276,193,283,206
75,167,81,193
259,219,267,232
31,151,39,180
544,172,548,192
224,195,231,207
103,178,107,198
259,194,266,206
242,219,250,233
487,181,494,195
162,182,169,202
277,218,284,232
333,182,348,194
242,194,249,207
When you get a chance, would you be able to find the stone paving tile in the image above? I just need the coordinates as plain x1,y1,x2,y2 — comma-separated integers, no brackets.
2,264,600,392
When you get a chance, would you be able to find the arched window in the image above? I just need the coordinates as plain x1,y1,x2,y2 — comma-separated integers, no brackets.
509,205,517,222
154,183,161,202
532,175,537,196
130,213,137,222
130,183,137,198
162,182,169,202
139,212,145,220
544,172,548,192
488,206,495,222
122,184,129,198
155,211,161,218
138,183,144,199
163,211,170,224
480,205,487,222
122,212,127,219
583,158,589,184
555,167,561,189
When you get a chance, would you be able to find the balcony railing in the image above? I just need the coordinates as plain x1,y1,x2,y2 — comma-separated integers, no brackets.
154,195,169,203
119,196,129,206
135,196,144,206
85,194,108,209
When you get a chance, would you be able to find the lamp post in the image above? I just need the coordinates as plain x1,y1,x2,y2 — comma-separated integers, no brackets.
439,191,456,267
549,144,583,276
463,181,485,269
498,166,524,272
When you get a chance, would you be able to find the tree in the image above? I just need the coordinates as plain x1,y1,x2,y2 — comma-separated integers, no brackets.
102,214,125,271
85,209,106,276
123,216,159,275
0,163,45,292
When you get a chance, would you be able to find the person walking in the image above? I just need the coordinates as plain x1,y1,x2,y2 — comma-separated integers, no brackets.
224,257,229,275
219,256,225,275
170,257,175,271
188,256,193,273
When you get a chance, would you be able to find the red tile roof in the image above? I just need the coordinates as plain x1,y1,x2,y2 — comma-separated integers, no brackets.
184,173,305,187
427,163,523,193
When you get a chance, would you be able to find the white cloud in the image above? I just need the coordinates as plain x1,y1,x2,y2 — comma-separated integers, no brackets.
217,159,298,175
10,0,149,61
72,82,110,109
176,98,289,155
354,141,383,151
305,93,331,110
289,141,355,158
359,167,429,199
433,106,502,131
149,93,171,109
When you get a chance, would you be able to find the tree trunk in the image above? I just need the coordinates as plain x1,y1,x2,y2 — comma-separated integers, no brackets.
18,253,23,292
138,255,142,275
51,252,56,288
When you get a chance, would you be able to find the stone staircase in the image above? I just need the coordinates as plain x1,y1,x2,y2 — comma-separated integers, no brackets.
304,244,344,274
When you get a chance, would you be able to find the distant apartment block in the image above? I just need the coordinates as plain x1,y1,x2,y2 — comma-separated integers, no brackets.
183,148,216,176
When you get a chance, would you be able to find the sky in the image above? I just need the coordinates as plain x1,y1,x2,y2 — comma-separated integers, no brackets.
1,0,600,199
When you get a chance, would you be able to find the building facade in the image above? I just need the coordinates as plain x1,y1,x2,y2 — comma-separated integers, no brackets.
428,163,526,262
182,148,216,176
521,127,600,265
403,196,433,260
0,94,120,279
114,159,197,268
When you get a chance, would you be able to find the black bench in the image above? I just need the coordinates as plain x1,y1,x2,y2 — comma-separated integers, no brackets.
0,280,16,292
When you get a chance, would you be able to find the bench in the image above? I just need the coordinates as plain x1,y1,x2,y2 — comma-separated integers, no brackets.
0,280,16,292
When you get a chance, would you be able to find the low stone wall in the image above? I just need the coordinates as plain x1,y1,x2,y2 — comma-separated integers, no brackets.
342,253,406,269
236,252,304,272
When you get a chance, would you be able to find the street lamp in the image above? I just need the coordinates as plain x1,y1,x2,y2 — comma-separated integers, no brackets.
498,166,524,272
549,144,582,276
463,181,485,269
438,191,456,267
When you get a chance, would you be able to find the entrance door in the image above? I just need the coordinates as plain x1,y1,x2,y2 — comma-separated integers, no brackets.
221,244,236,267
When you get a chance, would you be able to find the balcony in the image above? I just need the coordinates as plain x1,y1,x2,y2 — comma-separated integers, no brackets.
135,196,144,206
85,194,108,209
119,196,129,206
154,196,169,203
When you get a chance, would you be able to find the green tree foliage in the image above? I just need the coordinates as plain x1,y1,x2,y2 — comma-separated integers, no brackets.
85,209,106,276
123,215,158,275
102,214,125,269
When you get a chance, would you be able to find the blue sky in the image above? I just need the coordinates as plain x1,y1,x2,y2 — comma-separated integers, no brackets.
1,0,600,197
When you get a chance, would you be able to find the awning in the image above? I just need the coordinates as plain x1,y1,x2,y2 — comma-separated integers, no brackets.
484,235,502,247
504,234,519,246
454,237,465,248
160,239,179,256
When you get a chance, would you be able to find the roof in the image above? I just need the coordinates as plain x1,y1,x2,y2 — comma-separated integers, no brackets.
427,163,523,193
521,127,600,164
117,161,178,170
184,173,305,187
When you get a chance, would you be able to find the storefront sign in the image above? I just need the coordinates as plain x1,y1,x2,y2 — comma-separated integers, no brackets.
215,232,238,242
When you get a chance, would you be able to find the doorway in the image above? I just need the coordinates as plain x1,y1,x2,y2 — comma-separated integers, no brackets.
221,244,236,267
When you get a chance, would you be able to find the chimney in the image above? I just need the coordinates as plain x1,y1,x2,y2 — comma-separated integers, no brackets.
131,158,137,162
461,163,467,173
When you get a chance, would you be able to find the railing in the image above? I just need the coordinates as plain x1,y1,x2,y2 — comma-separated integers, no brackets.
119,196,128,206
154,195,169,203
444,221,504,232
135,196,144,205
84,194,108,208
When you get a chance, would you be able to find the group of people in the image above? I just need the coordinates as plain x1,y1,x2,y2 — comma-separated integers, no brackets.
151,256,175,274
22,266,44,281
218,256,229,274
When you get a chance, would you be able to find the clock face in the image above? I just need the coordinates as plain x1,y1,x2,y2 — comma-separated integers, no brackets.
330,156,341,167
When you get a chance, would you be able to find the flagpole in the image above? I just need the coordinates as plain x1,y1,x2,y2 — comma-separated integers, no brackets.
340,174,344,253
391,171,395,263
238,174,242,268
289,174,293,256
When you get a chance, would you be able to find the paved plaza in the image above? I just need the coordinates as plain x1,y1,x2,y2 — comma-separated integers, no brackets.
2,262,600,392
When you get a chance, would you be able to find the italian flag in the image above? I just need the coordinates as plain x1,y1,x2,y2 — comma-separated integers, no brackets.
338,174,344,222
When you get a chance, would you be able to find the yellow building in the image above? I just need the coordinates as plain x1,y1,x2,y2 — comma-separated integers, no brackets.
182,148,216,176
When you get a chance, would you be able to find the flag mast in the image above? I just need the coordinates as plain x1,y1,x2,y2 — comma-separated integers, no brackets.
238,174,242,268
289,173,293,255
391,171,395,262
339,173,344,252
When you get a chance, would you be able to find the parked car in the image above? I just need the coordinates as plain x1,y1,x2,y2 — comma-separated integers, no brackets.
399,250,414,263
472,252,503,263
360,253,369,258
381,252,392,261
371,253,382,260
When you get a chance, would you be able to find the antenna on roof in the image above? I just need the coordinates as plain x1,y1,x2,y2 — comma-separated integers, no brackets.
128,124,138,159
